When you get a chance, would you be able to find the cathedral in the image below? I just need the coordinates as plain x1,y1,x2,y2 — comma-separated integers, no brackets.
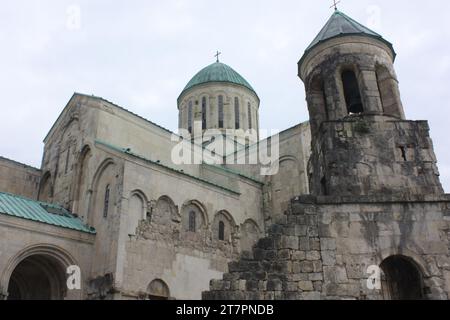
1,9,449,300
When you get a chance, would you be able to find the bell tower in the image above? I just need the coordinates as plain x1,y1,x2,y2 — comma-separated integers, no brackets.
298,10,443,197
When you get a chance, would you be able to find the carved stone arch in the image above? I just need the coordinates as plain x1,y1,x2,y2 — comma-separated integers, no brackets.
1,244,79,300
375,247,450,299
181,200,209,232
212,210,237,242
38,171,53,203
375,63,405,119
88,158,116,227
59,117,80,143
127,190,148,235
240,219,262,253
72,144,93,217
379,254,427,300
377,248,431,280
147,279,170,300
90,158,116,191
308,73,329,123
154,195,179,224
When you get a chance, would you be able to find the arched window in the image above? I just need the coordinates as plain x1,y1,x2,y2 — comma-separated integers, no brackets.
234,97,240,129
188,211,196,232
103,185,110,218
202,97,207,130
218,221,225,241
342,70,363,114
247,102,252,129
188,101,193,134
218,95,224,128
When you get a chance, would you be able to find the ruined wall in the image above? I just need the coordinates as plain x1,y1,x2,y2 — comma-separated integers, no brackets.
109,149,265,300
203,196,450,300
0,157,40,199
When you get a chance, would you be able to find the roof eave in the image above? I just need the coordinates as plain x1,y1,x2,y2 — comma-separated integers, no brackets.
177,81,260,105
298,33,397,76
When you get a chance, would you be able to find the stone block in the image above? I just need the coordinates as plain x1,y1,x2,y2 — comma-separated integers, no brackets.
303,292,321,300
308,273,324,281
295,225,308,236
298,281,314,291
321,250,337,266
321,238,337,250
267,279,283,291
313,260,323,272
300,261,314,273
306,250,321,261
310,238,321,250
281,236,299,250
292,250,306,261
299,237,310,250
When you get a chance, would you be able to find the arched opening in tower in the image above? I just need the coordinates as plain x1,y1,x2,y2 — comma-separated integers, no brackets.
7,254,67,300
341,70,363,115
380,255,425,300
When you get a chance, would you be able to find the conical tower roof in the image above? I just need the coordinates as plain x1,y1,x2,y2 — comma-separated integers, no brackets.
300,10,395,65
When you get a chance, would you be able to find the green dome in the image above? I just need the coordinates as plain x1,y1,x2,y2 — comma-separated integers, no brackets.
178,62,257,102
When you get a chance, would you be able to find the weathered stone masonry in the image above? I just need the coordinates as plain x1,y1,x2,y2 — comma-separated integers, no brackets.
203,10,450,300
203,195,450,300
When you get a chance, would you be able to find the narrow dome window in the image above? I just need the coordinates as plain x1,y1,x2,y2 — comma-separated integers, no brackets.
234,97,240,129
248,102,252,129
188,101,193,134
218,95,224,128
202,97,207,130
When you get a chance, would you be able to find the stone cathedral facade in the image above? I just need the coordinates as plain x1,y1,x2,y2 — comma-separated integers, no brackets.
1,10,449,300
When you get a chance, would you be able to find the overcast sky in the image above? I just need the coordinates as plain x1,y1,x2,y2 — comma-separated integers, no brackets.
1,0,449,191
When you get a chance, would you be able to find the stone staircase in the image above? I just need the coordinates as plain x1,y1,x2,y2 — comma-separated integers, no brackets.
202,197,325,300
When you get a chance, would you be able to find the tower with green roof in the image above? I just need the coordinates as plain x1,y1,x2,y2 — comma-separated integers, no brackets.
298,9,442,197
177,60,260,143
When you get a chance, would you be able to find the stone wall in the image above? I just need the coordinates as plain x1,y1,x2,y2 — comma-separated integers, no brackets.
203,195,450,300
309,117,443,197
0,157,40,199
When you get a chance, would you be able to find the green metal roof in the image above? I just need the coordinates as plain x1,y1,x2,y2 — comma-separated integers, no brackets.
178,62,257,102
300,10,395,65
0,192,96,234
